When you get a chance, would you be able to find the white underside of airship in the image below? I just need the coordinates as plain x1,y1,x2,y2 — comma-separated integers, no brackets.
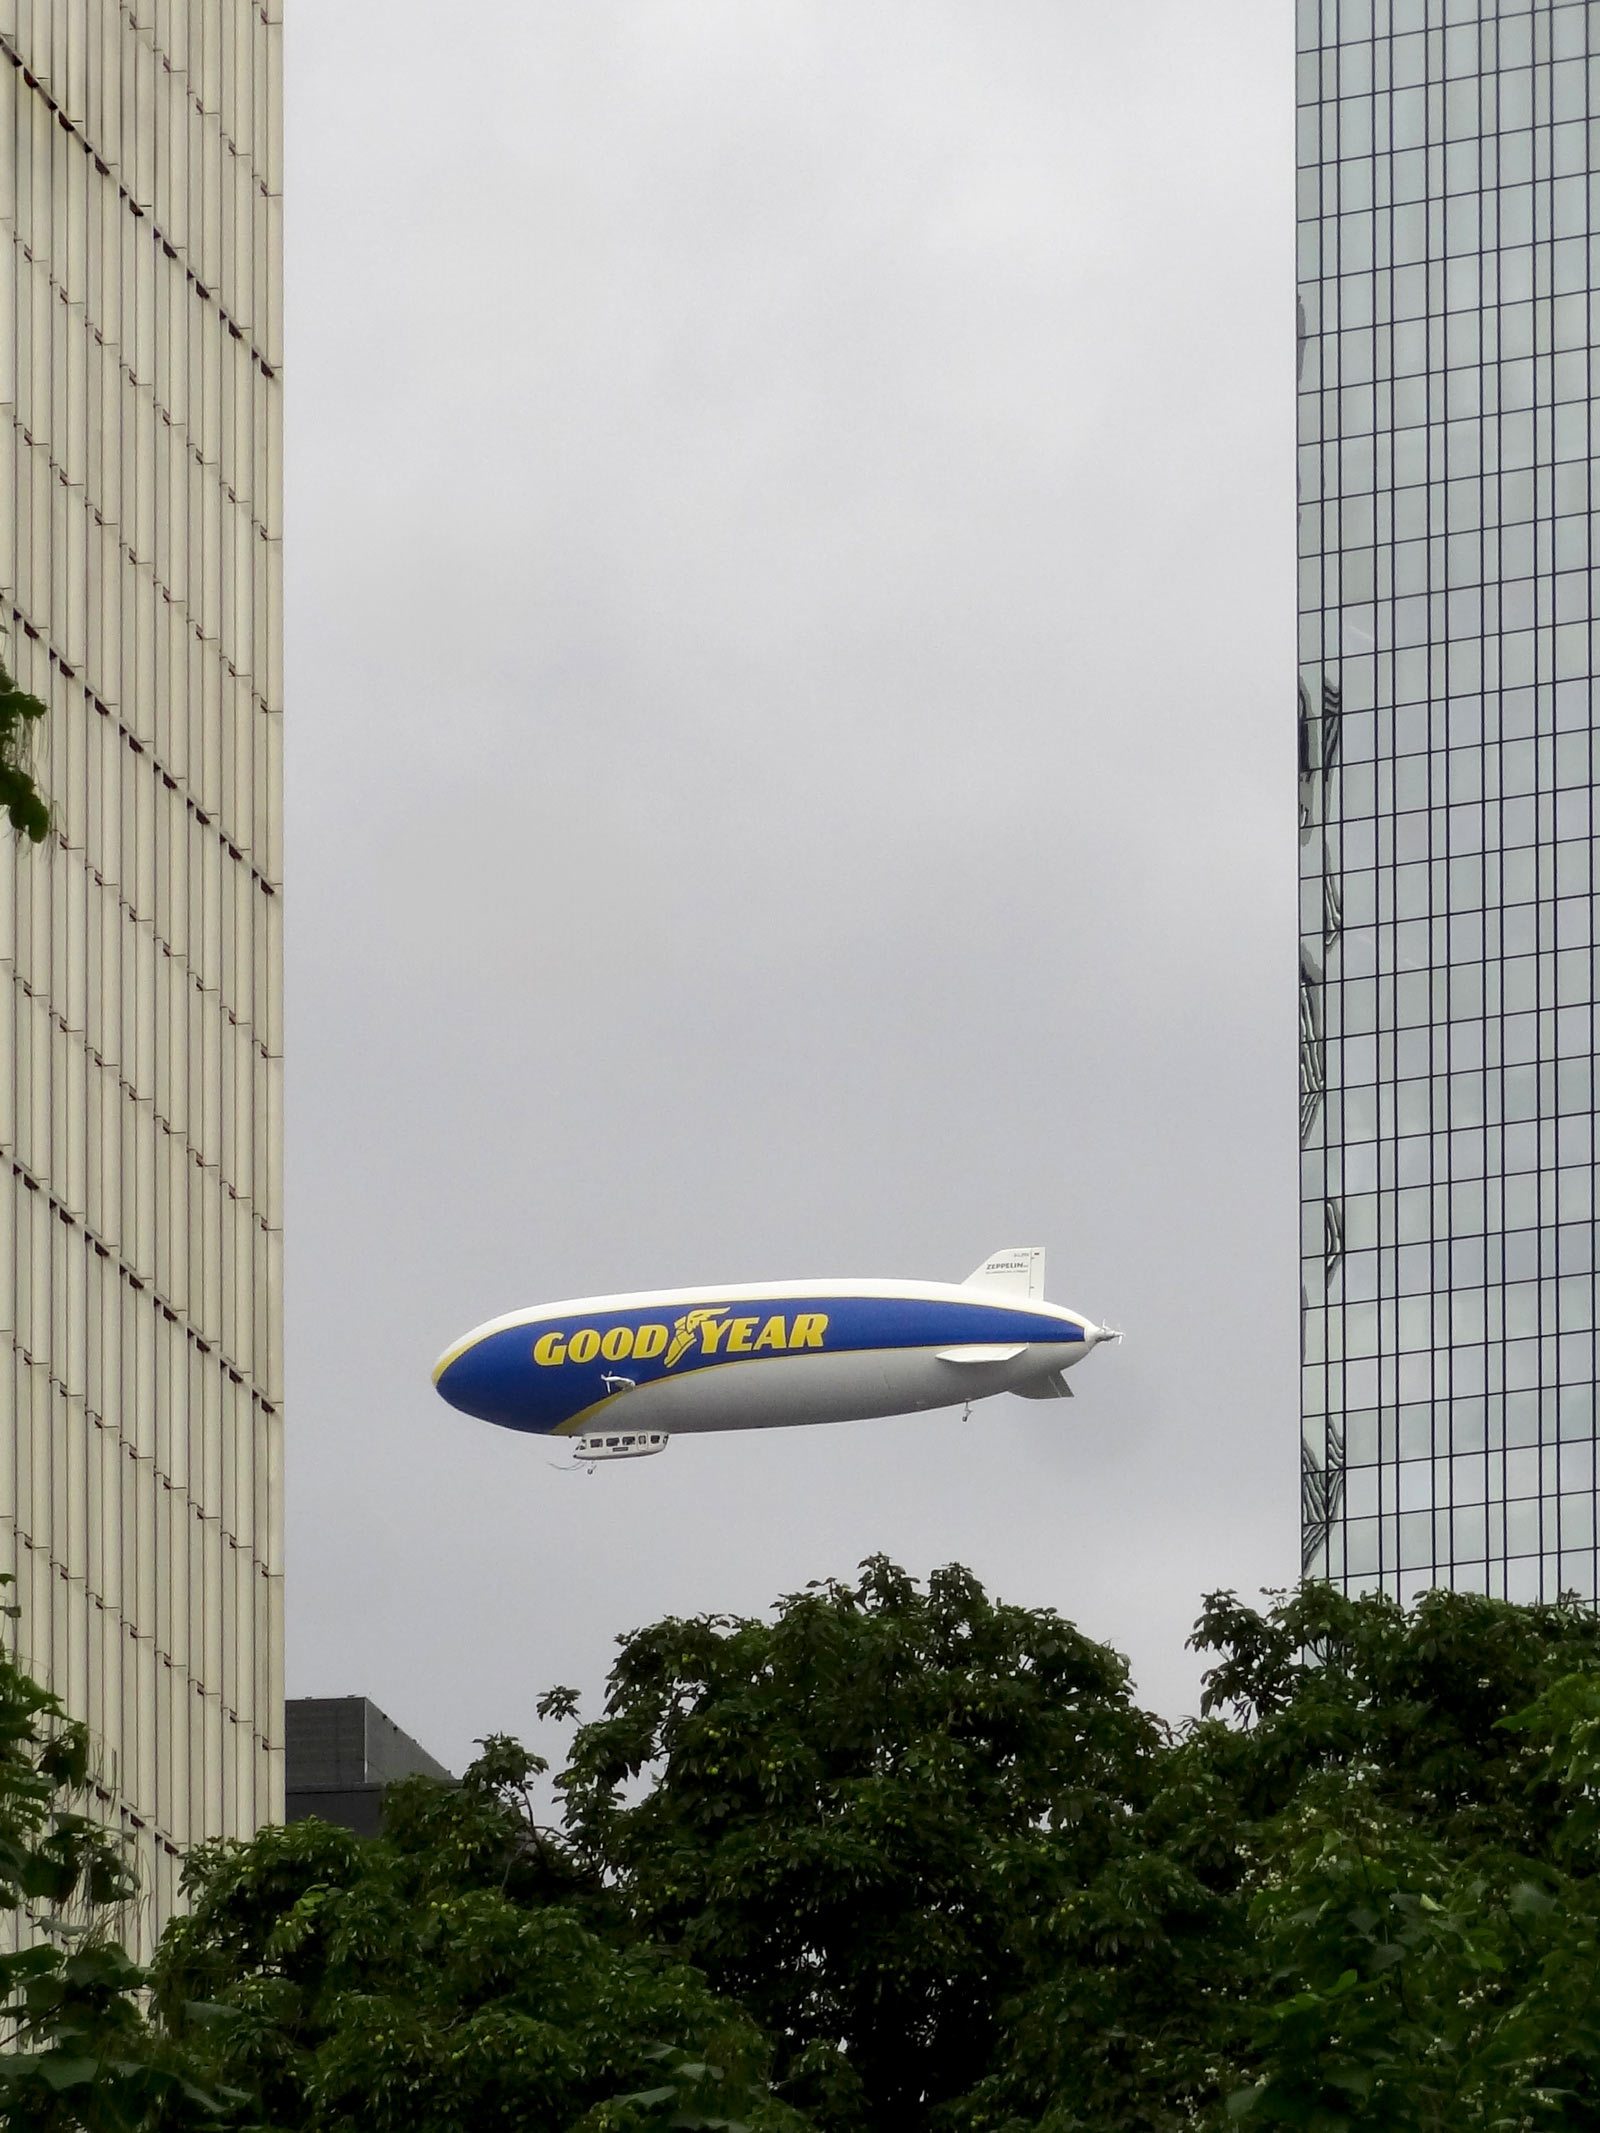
578,1337,1084,1440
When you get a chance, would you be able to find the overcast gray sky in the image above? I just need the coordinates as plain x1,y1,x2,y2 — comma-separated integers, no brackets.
286,0,1298,1775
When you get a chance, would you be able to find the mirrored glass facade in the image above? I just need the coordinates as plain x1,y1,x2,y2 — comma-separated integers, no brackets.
1298,0,1600,1602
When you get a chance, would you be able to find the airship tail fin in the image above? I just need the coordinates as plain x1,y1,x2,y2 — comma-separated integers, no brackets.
963,1247,1046,1301
1015,1369,1073,1400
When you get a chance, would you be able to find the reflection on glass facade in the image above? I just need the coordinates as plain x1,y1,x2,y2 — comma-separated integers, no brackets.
1298,0,1600,1603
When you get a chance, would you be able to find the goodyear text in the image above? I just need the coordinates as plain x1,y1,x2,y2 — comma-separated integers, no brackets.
532,1306,828,1370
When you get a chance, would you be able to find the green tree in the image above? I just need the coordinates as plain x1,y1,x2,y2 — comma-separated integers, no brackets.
15,1553,1600,2133
1222,1778,1600,2132
1217,1640,1600,2133
558,1556,1162,2131
959,1582,1600,2133
148,1736,814,2133
556,1567,1600,2133
0,647,51,842
0,1579,227,2130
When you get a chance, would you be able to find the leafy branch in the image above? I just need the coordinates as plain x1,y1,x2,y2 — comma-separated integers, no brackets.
0,646,51,842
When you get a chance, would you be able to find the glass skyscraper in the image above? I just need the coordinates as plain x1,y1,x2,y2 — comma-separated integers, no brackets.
1298,0,1600,1602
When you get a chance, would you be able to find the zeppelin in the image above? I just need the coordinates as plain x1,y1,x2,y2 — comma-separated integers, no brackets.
433,1247,1118,1461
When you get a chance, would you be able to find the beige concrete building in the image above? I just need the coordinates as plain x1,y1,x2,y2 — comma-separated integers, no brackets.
0,2,283,1953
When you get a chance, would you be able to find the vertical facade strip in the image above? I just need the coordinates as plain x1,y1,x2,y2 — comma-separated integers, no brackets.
1298,0,1600,1607
0,0,282,1957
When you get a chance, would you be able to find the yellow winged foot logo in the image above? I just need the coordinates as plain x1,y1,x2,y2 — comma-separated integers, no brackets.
665,1308,728,1369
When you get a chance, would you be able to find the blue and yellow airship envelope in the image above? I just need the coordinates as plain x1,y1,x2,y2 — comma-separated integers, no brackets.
433,1248,1118,1461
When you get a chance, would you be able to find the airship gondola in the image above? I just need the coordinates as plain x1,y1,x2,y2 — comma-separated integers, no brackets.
433,1247,1117,1461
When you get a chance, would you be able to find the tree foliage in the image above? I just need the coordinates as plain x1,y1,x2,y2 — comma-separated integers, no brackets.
555,1571,1600,2133
558,1556,1160,2128
0,648,50,842
12,1563,1600,2132
958,1581,1600,2133
0,1578,229,2131
141,1734,809,2133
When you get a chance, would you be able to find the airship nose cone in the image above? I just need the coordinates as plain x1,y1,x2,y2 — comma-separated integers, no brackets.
431,1346,474,1413
432,1331,525,1428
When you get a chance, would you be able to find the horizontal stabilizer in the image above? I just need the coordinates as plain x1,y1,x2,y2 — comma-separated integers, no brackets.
936,1343,1028,1365
1015,1370,1073,1400
964,1247,1046,1300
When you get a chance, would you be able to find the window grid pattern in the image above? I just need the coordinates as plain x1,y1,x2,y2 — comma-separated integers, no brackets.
1298,0,1600,1607
0,1,282,1957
